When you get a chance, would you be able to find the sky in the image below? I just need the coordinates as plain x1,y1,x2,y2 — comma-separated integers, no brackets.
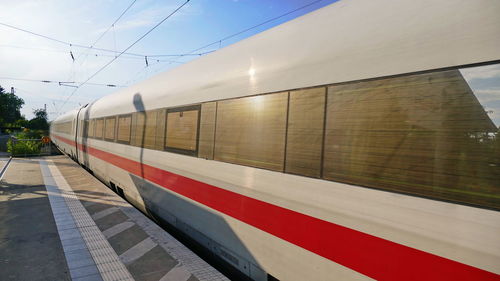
0,0,337,120
461,64,500,128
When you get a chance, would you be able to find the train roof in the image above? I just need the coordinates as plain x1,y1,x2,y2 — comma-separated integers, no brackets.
64,0,500,119
53,108,79,123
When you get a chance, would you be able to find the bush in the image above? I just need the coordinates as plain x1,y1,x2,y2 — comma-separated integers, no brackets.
6,130,48,156
7,138,41,156
16,129,47,139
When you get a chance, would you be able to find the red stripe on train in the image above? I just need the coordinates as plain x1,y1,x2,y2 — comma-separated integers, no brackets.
53,134,500,281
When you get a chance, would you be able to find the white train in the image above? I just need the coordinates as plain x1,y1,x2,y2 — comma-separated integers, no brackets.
51,0,500,280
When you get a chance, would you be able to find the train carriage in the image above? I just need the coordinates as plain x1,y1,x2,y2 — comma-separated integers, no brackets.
51,0,500,280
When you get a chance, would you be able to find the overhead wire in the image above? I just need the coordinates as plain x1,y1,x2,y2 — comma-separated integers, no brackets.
4,0,324,111
0,20,207,58
90,0,137,50
123,58,183,86
0,0,324,60
125,0,325,85
13,87,67,117
185,0,325,55
0,44,210,59
0,45,206,62
58,0,191,113
63,0,136,109
0,76,125,87
74,0,137,71
0,21,141,56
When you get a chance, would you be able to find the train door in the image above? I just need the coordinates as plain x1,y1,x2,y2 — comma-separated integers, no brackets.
76,104,89,167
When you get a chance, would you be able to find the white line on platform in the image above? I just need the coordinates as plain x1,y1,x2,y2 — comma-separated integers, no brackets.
159,264,192,281
118,204,230,281
40,159,134,281
119,237,157,265
91,206,119,220
0,156,12,182
102,221,135,239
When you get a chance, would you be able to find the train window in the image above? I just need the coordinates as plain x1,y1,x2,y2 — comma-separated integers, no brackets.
155,109,166,150
214,92,288,171
285,87,326,177
88,119,95,138
144,110,158,149
95,118,104,139
81,120,87,137
198,102,217,159
79,120,83,136
165,105,200,155
130,112,140,146
60,121,71,134
105,116,116,141
117,115,132,143
131,111,157,149
57,122,63,134
323,67,500,210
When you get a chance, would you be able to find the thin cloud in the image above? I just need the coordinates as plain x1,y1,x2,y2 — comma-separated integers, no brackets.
460,64,500,80
474,88,500,127
93,2,201,34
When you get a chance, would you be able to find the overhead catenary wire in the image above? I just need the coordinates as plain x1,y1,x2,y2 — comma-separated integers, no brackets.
91,0,137,50
75,0,137,69
123,58,184,85
0,21,142,56
58,0,191,113
14,87,79,103
0,43,208,59
0,76,125,87
125,0,325,85
0,45,206,63
185,0,325,55
0,20,207,58
0,0,324,60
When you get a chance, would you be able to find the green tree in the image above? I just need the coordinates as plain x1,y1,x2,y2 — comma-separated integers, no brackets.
27,108,49,130
0,85,25,127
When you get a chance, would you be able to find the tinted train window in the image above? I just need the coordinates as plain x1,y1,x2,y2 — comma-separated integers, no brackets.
285,87,326,177
144,111,158,149
198,102,217,159
155,109,166,150
323,67,500,210
214,92,288,171
77,120,84,136
95,118,104,139
54,122,60,133
59,121,71,134
88,119,95,138
81,120,87,137
165,105,200,155
105,117,116,141
130,112,141,146
131,111,157,149
117,115,132,143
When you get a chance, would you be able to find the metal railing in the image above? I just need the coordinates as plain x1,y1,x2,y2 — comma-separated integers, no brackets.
5,137,55,157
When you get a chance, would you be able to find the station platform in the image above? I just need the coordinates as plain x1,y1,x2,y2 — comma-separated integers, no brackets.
0,155,229,281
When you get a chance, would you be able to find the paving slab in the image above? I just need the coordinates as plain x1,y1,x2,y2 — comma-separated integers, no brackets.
0,155,229,281
0,158,71,281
